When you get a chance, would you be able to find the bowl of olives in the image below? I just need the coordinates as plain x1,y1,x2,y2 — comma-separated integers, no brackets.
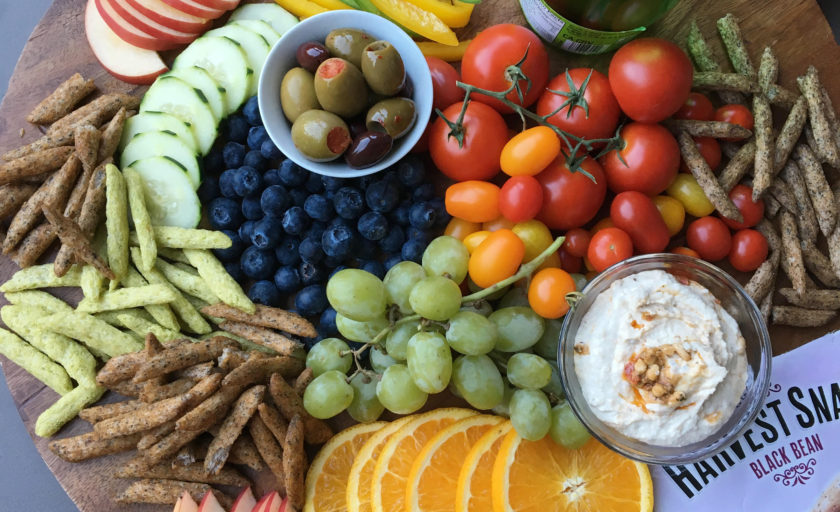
259,10,433,177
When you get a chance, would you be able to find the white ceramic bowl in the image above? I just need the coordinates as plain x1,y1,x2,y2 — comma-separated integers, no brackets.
259,10,433,178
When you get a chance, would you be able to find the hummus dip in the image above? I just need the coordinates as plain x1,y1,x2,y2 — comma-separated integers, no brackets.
573,269,747,447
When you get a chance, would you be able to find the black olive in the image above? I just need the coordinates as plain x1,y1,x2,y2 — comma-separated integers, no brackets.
296,42,330,73
345,131,393,169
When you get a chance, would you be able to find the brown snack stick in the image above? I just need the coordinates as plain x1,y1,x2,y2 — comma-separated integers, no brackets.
53,163,107,276
294,367,314,396
222,355,305,389
0,136,63,162
115,478,213,505
140,378,197,403
779,211,807,296
93,393,190,438
134,337,237,383
744,252,779,306
828,225,840,282
41,204,114,279
47,93,139,141
800,240,840,288
818,85,840,155
173,361,217,380
257,403,289,444
759,278,774,325
79,399,144,423
751,95,774,200
96,350,146,386
74,124,100,174
772,306,836,327
780,161,819,244
677,131,742,222
228,434,264,471
201,303,317,338
174,443,197,467
204,385,265,475
27,73,96,124
117,458,249,487
0,184,38,220
779,288,840,310
718,140,755,192
766,84,799,110
797,67,840,167
176,382,246,432
97,107,127,162
145,332,165,357
773,96,808,174
768,181,797,215
803,125,826,164
269,373,334,445
691,72,758,93
48,431,141,462
137,422,177,451
764,195,781,218
284,414,307,511
12,223,57,268
249,416,286,491
685,20,745,105
65,157,107,220
666,119,752,139
0,146,74,186
218,347,250,372
219,321,304,356
757,47,778,94
717,14,756,79
794,144,837,237
111,379,146,398
142,428,205,466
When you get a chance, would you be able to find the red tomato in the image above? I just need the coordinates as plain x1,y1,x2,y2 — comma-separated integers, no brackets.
536,68,620,143
410,123,432,154
608,38,693,122
610,191,671,254
587,227,634,272
499,175,544,223
686,216,733,261
728,229,769,272
430,101,508,181
722,184,765,229
557,246,583,274
528,268,577,319
679,136,722,173
673,92,715,120
461,24,549,114
468,229,526,288
601,122,680,195
426,56,465,112
562,228,591,258
715,104,754,141
535,156,607,230
445,181,501,223
671,246,701,258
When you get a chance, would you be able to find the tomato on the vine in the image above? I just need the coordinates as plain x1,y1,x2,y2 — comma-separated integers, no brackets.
557,246,583,274
722,184,765,230
468,229,525,288
426,56,465,112
535,156,607,230
686,216,732,262
536,68,620,143
499,175,544,223
528,268,577,319
679,136,721,173
500,126,561,176
601,122,680,195
460,24,549,114
729,229,768,272
587,227,634,272
561,228,591,258
715,104,754,141
673,92,715,121
445,181,500,223
430,101,508,181
610,191,671,254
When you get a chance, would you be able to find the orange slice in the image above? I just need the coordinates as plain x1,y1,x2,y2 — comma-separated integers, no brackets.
371,408,477,512
491,433,653,512
455,421,513,512
304,421,387,512
406,414,504,512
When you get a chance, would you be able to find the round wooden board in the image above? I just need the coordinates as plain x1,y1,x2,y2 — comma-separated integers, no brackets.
1,0,840,510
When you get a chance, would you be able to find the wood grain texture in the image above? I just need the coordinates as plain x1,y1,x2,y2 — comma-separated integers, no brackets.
0,0,839,509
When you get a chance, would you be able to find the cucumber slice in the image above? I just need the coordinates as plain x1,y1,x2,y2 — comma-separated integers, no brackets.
140,75,218,155
232,20,281,47
128,157,201,228
120,131,201,190
228,3,298,36
174,36,252,114
165,66,226,122
204,25,270,97
119,111,198,154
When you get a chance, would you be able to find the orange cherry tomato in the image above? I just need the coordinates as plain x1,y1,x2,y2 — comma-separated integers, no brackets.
444,217,482,241
463,230,491,253
671,246,700,258
589,217,615,236
445,181,501,223
468,229,525,288
482,216,515,232
528,268,577,319
500,126,561,176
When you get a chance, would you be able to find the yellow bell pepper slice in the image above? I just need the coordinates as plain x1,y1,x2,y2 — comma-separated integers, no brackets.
369,0,459,46
274,0,327,18
417,39,471,62
403,0,475,28
310,0,354,10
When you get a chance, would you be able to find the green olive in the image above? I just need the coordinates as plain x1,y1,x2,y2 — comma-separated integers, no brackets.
325,28,375,68
291,109,352,162
366,97,416,140
280,67,321,123
361,40,406,96
314,58,369,118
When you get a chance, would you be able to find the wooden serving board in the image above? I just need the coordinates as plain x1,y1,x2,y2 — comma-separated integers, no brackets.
1,0,839,509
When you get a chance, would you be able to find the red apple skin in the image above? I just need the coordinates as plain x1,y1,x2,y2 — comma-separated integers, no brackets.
161,0,226,19
124,0,212,33
192,0,240,11
230,487,257,512
107,0,203,43
94,0,179,50
278,497,288,512
251,493,272,512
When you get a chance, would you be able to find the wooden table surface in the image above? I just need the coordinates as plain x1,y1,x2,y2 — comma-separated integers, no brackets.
1,0,839,509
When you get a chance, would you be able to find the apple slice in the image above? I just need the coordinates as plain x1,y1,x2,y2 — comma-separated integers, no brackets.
125,0,212,33
107,0,203,43
173,490,200,512
251,491,283,512
86,0,168,84
278,497,288,512
161,0,225,19
94,0,178,50
198,491,226,512
231,487,257,512
192,0,240,11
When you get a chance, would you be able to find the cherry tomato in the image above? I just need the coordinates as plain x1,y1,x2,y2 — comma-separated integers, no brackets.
587,227,634,272
499,175,543,223
426,56,465,111
715,104,754,141
463,230,491,253
430,101,508,181
562,228,591,258
722,184,765,229
666,174,715,217
686,216,732,261
536,68,620,143
444,217,481,241
608,38,693,122
411,123,432,154
679,137,721,173
512,220,553,262
590,217,615,236
528,268,577,319
500,127,561,176
445,181,500,223
671,246,701,258
468,229,526,288
610,191,671,254
728,229,769,272
601,122,680,195
673,92,715,120
652,195,685,236
535,156,607,230
536,251,563,273
483,216,515,232
461,24,550,114
558,246,583,274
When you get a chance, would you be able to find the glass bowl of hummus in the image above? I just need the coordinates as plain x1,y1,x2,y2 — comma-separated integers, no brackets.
559,253,772,464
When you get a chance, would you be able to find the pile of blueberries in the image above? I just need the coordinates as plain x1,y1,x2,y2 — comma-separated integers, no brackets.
198,97,449,334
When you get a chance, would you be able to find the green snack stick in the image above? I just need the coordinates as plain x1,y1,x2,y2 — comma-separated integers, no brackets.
41,311,143,357
184,249,255,314
155,257,219,304
4,290,73,313
76,284,178,313
0,327,73,395
123,267,180,331
116,312,182,343
35,385,106,437
105,164,129,289
124,167,157,271
0,264,82,292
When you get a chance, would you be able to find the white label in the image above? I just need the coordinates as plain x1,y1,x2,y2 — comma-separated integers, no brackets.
519,0,565,41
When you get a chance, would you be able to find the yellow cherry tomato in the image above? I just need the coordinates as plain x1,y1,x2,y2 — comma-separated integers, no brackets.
666,174,715,217
468,229,525,288
482,216,515,232
500,126,561,176
512,220,553,262
589,217,615,236
536,250,562,272
463,230,491,254
652,195,685,236
444,217,481,241
528,268,576,319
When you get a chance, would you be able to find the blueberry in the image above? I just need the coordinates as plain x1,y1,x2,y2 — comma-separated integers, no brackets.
248,280,281,306
243,149,267,172
384,253,403,270
290,188,308,207
329,216,354,230
396,155,425,186
241,195,263,220
319,307,339,336
261,138,283,160
429,197,450,228
219,169,239,198
282,206,310,236
321,175,344,192
295,284,328,316
412,182,435,201
359,259,386,279
263,168,282,186
324,253,347,268
247,126,269,150
208,197,242,230
239,220,257,244
213,229,245,262
407,226,432,243
357,211,388,241
243,96,262,126
198,176,220,202
223,141,246,168
303,194,333,223
356,174,376,190
306,221,327,241
224,261,244,282
204,147,225,175
240,246,276,280
366,180,400,213
299,236,324,263
379,225,405,253
401,238,426,263
274,265,301,292
278,159,307,187
306,173,325,193
226,116,249,143
329,265,349,278
260,185,291,217
251,216,284,249
275,237,301,266
233,165,263,197
321,224,358,260
357,238,378,259
391,201,410,226
409,202,437,229
299,261,326,286
333,187,365,219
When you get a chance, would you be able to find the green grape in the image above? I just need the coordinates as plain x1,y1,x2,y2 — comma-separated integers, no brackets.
383,261,426,314
460,301,493,316
533,318,562,360
422,236,470,284
409,275,462,321
570,273,588,292
542,363,565,400
406,331,452,393
306,338,352,377
467,276,508,300
385,319,420,361
451,354,504,410
326,269,387,321
491,381,516,418
348,372,384,423
446,311,498,356
507,353,552,389
376,364,428,414
509,389,551,441
489,307,545,352
551,401,591,449
369,345,398,373
336,313,389,343
496,287,529,309
302,370,354,419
